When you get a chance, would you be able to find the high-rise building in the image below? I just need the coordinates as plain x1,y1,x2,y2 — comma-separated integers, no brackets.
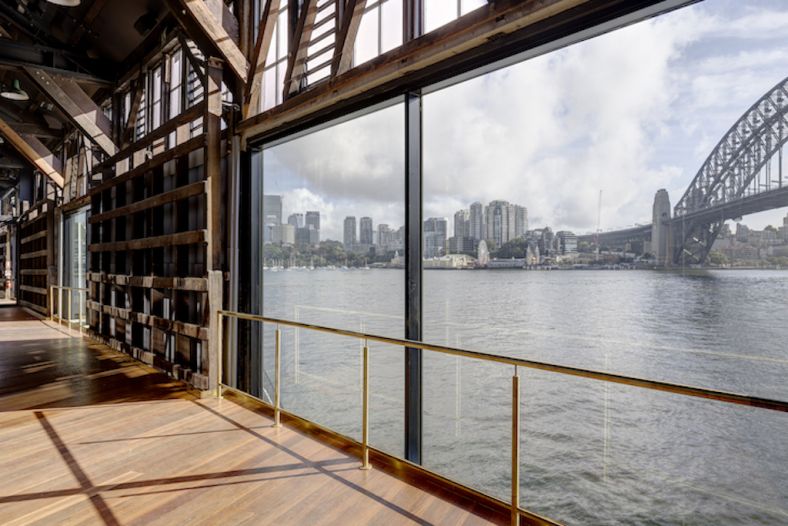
287,213,304,228
344,216,357,248
272,224,295,244
305,211,320,231
377,224,394,251
782,213,788,242
263,195,282,225
454,210,470,239
359,217,374,245
469,202,485,241
485,200,513,248
514,205,528,239
424,217,448,258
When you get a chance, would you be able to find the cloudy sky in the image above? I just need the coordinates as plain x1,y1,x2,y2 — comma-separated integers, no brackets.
262,0,788,242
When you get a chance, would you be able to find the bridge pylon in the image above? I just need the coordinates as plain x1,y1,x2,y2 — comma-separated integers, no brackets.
651,189,672,267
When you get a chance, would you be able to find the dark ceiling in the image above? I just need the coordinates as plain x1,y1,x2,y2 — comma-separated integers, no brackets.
0,0,172,191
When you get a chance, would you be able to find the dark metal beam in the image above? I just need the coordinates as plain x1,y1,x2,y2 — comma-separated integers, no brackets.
404,91,423,464
0,25,116,84
0,45,115,87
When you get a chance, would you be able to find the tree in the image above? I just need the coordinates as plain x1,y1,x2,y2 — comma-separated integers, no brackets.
492,238,528,259
708,250,729,266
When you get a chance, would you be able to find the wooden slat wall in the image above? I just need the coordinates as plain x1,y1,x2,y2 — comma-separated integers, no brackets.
17,200,54,315
85,107,214,391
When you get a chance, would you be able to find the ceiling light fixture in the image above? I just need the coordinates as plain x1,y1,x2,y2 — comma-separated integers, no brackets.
0,80,29,101
45,0,81,6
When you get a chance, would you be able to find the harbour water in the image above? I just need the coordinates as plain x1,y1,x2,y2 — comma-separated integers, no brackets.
259,268,788,525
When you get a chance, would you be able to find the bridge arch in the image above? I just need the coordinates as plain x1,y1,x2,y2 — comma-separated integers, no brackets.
673,76,788,264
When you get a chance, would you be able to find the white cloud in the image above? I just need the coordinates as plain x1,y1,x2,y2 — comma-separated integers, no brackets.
265,0,788,235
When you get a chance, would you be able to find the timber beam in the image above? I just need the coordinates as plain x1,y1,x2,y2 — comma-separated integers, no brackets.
244,0,281,117
0,117,64,187
24,67,118,156
165,0,249,84
239,0,672,143
332,0,368,76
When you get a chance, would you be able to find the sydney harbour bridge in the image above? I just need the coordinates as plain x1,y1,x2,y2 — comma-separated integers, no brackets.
579,75,788,266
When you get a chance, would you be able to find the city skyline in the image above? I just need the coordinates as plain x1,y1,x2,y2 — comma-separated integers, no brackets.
267,195,538,252
261,0,788,242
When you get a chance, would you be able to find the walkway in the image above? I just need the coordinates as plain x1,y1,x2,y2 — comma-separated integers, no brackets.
0,306,500,525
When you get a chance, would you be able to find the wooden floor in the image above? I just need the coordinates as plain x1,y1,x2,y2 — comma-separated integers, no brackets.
0,306,501,525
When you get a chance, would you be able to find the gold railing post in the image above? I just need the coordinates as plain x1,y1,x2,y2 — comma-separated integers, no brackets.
59,287,63,327
512,368,520,526
49,286,54,321
274,325,282,427
216,311,224,398
77,289,85,335
361,340,371,470
67,288,73,333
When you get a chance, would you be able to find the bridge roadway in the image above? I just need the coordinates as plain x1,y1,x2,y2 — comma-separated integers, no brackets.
674,185,788,226
577,185,788,253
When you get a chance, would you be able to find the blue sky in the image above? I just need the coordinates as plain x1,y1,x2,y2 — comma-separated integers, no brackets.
264,0,788,241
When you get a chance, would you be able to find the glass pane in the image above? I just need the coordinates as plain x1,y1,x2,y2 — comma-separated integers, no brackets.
425,0,458,33
277,9,288,60
460,0,486,16
422,0,788,523
380,0,403,53
62,210,87,325
354,6,380,67
259,101,406,453
262,66,276,112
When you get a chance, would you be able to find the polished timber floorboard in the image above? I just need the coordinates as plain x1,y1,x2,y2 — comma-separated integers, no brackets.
0,306,499,525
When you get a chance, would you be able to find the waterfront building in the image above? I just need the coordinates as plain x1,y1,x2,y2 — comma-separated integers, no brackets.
514,205,528,239
423,254,476,269
469,202,485,241
272,223,295,245
485,200,513,248
448,235,476,255
360,217,374,245
556,231,578,255
454,209,470,238
477,240,490,267
539,227,555,258
305,211,320,231
344,216,357,248
488,258,525,268
377,224,400,252
288,213,304,228
263,195,283,225
424,217,448,258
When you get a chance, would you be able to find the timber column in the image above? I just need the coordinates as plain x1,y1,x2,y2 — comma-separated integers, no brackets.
206,57,225,394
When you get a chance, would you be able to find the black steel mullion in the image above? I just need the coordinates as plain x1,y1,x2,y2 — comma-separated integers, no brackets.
404,90,423,464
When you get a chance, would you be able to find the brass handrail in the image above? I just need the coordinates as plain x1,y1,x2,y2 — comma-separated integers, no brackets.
217,310,788,413
217,308,788,526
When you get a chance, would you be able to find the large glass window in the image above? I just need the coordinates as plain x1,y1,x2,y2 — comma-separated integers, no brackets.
238,1,788,524
261,4,289,111
424,0,486,33
421,0,788,523
254,101,406,455
62,209,87,327
354,0,403,66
